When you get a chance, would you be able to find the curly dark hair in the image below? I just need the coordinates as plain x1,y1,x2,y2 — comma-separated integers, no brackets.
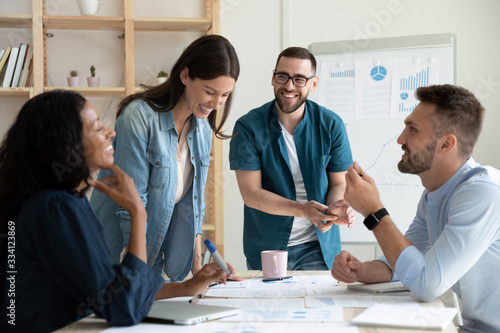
116,34,240,139
0,90,90,285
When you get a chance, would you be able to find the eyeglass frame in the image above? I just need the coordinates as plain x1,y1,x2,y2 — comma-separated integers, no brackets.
272,71,316,87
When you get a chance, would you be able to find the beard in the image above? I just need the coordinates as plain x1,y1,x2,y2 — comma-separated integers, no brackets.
274,88,308,114
398,140,436,174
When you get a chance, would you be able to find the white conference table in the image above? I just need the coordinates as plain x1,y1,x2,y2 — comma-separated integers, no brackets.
56,270,458,333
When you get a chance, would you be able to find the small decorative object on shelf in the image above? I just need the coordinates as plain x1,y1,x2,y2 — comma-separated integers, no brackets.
157,70,168,85
87,65,100,87
67,70,80,87
77,0,101,16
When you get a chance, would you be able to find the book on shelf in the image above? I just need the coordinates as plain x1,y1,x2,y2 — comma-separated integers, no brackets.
11,43,28,88
26,59,34,87
2,45,19,88
0,47,12,84
347,281,409,294
18,44,33,87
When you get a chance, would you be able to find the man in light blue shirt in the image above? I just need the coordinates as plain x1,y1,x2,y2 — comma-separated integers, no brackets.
332,84,500,332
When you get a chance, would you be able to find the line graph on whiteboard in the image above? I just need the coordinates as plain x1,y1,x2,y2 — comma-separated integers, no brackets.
343,118,424,241
345,118,423,192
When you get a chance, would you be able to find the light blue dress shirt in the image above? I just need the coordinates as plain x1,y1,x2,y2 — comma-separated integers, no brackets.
380,158,500,332
90,100,212,282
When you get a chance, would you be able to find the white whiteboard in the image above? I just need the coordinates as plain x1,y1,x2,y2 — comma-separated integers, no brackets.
308,34,456,242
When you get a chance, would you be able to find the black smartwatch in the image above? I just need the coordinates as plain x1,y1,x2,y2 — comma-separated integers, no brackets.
363,208,389,230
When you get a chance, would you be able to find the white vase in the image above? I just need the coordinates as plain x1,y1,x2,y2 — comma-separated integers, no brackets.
67,77,80,87
77,0,100,16
87,77,100,87
156,77,167,85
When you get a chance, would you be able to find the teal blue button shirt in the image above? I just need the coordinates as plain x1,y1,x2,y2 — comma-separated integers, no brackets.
229,100,353,270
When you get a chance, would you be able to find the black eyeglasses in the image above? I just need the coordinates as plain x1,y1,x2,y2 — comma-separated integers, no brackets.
273,71,315,87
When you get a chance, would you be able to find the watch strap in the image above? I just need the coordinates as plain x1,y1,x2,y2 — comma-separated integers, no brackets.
363,208,389,230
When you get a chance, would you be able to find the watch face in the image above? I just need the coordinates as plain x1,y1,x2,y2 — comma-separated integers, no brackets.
363,209,389,230
363,214,379,230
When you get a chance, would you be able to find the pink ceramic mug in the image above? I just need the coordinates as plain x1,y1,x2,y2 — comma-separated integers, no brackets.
261,250,287,279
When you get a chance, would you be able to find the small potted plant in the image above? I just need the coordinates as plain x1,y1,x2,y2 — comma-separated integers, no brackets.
67,70,80,87
157,70,168,85
87,65,100,87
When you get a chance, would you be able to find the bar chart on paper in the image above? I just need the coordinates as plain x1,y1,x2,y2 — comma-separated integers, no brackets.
390,59,439,117
329,68,354,78
399,66,430,90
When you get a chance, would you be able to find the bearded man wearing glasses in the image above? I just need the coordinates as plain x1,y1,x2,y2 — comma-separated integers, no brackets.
230,47,355,271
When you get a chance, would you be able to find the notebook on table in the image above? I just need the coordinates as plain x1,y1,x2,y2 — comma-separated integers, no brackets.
144,300,240,325
347,281,409,294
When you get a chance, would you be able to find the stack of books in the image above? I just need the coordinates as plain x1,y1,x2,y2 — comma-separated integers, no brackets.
0,43,34,88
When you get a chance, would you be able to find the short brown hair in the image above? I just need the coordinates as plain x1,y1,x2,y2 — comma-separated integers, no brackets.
415,84,484,158
275,47,317,75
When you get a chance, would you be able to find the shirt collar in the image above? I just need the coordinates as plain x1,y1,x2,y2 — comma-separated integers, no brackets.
430,157,476,198
159,110,200,132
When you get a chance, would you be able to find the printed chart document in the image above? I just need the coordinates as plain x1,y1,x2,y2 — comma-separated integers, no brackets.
205,288,305,298
305,285,416,308
390,58,439,118
102,321,360,333
350,303,457,330
219,307,344,323
198,298,305,311
354,59,393,119
317,62,355,120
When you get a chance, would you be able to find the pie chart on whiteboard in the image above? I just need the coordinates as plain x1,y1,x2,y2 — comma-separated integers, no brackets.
370,66,387,81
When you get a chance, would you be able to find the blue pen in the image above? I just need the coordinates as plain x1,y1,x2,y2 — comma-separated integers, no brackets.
204,239,231,276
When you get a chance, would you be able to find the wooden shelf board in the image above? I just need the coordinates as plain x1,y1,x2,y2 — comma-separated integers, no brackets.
0,88,31,97
0,14,32,28
43,16,124,30
44,87,126,97
134,17,211,31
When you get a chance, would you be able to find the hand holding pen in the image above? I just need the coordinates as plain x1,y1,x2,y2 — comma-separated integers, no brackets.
204,239,231,276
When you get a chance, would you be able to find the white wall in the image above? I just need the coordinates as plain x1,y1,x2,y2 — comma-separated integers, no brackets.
221,0,500,269
2,0,500,271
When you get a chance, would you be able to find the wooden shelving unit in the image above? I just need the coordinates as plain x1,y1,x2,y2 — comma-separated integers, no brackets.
0,0,224,255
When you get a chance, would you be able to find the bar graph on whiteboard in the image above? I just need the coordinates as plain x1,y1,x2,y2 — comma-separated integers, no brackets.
390,58,439,118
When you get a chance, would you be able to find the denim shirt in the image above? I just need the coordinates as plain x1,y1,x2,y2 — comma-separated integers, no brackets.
229,100,353,270
90,100,212,281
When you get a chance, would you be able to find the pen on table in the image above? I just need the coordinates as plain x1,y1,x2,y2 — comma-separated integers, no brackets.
204,239,231,276
262,275,293,282
188,293,203,303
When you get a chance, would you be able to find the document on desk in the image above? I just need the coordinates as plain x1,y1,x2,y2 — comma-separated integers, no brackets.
198,298,305,310
351,303,457,330
208,279,251,289
102,321,359,332
205,288,306,298
218,307,344,322
305,285,416,308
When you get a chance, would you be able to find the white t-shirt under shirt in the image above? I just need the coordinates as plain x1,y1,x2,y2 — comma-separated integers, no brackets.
175,117,194,204
279,123,318,247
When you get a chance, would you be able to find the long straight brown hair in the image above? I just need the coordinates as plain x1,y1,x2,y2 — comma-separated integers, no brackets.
116,35,240,139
